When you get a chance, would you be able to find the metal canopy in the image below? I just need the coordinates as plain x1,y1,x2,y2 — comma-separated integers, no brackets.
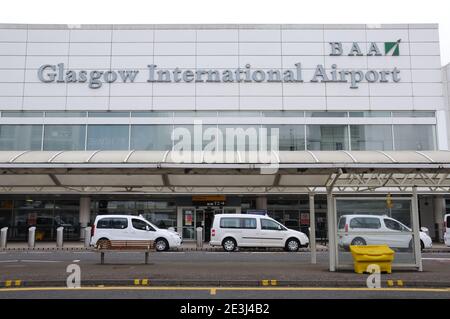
1,150,450,194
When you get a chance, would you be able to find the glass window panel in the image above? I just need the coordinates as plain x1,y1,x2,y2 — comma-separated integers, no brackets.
393,125,436,151
392,111,435,117
43,125,86,151
0,125,42,150
131,111,173,117
88,111,130,117
1,111,43,117
262,111,304,117
131,125,173,150
306,125,349,150
174,111,217,117
264,125,305,151
349,111,392,117
305,111,347,117
174,124,218,150
218,125,260,151
350,125,393,151
218,111,261,117
87,125,129,150
45,111,87,117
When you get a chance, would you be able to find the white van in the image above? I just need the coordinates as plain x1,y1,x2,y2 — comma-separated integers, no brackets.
209,214,309,252
337,214,432,251
444,214,450,246
90,215,182,251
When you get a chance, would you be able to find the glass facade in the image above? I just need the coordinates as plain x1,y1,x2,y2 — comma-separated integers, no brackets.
0,125,42,150
0,199,80,241
131,125,173,150
43,125,86,151
393,125,436,151
307,125,349,150
0,110,439,151
87,125,129,150
350,125,393,151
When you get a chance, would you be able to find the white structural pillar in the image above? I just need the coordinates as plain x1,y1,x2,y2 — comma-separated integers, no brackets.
412,187,423,271
309,193,316,264
79,197,91,240
434,196,446,242
326,188,336,271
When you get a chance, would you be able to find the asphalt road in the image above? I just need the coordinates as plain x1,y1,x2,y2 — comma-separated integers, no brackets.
0,250,449,291
0,286,449,299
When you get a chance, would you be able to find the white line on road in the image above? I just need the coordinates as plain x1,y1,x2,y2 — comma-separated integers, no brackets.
19,260,62,263
422,257,450,261
0,260,19,263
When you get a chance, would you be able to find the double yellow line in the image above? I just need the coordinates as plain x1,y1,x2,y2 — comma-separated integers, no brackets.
0,286,449,294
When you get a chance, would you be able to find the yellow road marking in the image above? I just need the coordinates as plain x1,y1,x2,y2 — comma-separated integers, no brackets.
0,286,448,293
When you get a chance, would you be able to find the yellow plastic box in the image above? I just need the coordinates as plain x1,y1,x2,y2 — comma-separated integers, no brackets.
349,245,395,274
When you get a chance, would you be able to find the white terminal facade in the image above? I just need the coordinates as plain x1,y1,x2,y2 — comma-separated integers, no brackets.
0,24,448,256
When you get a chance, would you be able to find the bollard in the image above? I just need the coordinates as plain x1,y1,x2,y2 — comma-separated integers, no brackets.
56,226,64,248
0,227,7,249
28,226,36,249
84,227,92,248
196,227,203,248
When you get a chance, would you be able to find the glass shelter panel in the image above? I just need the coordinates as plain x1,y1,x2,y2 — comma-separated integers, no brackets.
335,198,417,268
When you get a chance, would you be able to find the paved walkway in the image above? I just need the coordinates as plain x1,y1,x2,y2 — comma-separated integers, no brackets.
2,241,449,252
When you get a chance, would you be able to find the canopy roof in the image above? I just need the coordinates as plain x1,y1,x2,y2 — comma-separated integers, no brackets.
0,150,450,194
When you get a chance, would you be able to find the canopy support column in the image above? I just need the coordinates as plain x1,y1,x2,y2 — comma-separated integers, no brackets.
327,187,336,272
309,193,316,264
412,187,423,271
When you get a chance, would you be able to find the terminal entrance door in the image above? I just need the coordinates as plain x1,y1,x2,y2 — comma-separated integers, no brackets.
180,206,222,241
196,207,222,242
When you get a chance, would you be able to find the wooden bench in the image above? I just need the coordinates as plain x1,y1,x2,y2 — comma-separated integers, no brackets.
95,240,155,264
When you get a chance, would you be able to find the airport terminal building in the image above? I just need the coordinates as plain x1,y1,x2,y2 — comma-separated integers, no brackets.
0,24,449,269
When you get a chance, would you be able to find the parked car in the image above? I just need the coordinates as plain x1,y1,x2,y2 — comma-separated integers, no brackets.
337,214,432,251
444,214,450,247
90,215,182,251
209,214,309,252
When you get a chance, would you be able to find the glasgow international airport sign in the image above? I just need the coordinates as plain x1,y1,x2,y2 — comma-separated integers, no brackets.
36,40,402,89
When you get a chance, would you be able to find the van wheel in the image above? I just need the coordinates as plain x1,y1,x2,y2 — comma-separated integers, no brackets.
285,238,300,252
155,238,169,252
351,237,366,246
222,238,237,252
96,238,110,249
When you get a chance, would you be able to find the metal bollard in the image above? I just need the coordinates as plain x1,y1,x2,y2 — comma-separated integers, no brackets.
28,226,36,249
196,227,203,248
56,226,64,248
1,227,8,249
84,227,92,248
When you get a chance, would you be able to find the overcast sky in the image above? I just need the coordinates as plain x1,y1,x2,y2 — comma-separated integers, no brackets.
2,0,449,65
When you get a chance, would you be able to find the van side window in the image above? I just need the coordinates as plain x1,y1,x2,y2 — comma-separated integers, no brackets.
261,219,282,231
384,219,402,231
446,216,450,228
132,219,149,231
97,218,128,229
349,217,381,229
220,217,257,229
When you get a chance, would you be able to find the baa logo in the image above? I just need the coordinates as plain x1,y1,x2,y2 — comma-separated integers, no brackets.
384,39,401,56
